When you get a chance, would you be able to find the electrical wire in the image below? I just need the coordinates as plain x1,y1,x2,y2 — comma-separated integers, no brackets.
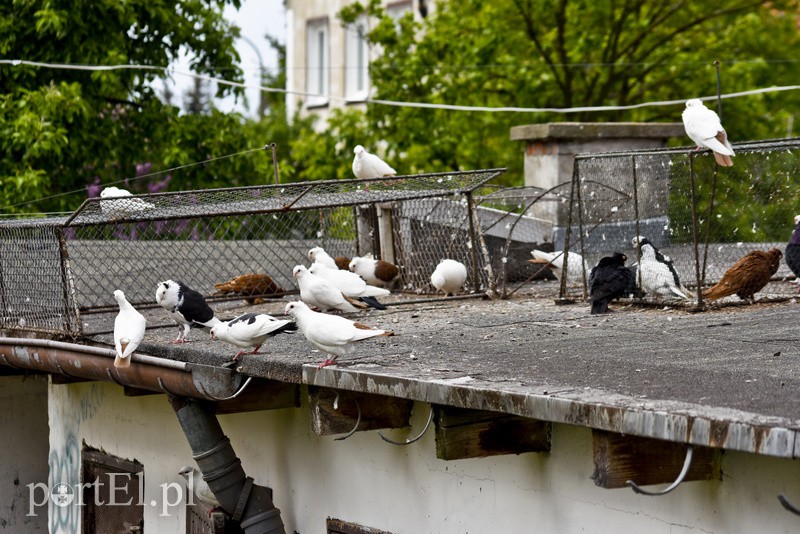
3,59,800,114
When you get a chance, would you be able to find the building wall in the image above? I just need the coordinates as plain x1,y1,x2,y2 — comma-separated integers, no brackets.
285,0,422,124
0,375,49,533
46,380,800,533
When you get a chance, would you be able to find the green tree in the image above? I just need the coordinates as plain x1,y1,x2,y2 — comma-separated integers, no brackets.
319,0,800,186
0,0,250,214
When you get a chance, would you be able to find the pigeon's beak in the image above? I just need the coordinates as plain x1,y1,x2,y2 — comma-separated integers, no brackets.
210,332,216,340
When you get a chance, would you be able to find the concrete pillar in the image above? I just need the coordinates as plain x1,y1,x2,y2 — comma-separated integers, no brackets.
510,122,685,249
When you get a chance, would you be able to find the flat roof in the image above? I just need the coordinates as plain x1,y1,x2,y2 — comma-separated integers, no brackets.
81,282,800,459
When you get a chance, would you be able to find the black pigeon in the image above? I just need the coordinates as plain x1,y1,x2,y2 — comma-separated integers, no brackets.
786,215,800,289
589,252,634,314
155,279,221,343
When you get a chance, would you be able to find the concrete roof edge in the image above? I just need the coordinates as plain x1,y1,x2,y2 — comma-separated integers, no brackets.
510,122,686,141
303,365,800,459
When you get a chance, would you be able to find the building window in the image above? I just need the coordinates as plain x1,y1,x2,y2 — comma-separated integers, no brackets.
345,16,369,102
386,1,413,21
81,447,144,533
306,18,329,107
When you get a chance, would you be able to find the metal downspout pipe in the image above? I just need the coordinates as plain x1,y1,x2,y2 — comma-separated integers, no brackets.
168,396,285,534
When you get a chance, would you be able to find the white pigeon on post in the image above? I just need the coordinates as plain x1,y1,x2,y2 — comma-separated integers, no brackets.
284,301,394,367
210,312,297,361
352,145,396,179
99,186,155,218
292,265,367,313
155,280,221,343
348,256,400,287
681,99,734,167
430,259,468,296
112,290,147,369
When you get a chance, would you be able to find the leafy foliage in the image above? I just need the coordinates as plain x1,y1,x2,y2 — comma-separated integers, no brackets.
311,0,800,188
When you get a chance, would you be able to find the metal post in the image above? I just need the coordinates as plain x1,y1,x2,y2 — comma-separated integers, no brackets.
688,155,704,309
632,156,643,300
561,165,578,301
464,193,483,294
269,143,279,185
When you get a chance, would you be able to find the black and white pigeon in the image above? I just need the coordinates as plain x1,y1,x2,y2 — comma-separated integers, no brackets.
308,262,389,310
210,312,297,361
284,301,394,368
589,252,635,314
352,145,396,179
178,466,220,513
681,99,734,167
786,215,800,290
112,289,146,369
630,236,691,300
292,265,367,313
155,280,220,343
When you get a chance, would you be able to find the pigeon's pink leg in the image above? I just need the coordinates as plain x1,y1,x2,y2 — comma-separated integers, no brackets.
317,355,339,368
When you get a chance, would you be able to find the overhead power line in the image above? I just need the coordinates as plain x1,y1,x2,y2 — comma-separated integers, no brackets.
2,59,800,114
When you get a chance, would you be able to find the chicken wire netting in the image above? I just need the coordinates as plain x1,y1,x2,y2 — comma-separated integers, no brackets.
0,169,505,336
558,138,800,304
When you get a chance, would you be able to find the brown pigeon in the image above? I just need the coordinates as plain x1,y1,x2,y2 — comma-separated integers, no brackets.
214,274,284,305
703,249,782,301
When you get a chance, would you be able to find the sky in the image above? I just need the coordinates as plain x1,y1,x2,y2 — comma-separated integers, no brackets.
161,0,287,117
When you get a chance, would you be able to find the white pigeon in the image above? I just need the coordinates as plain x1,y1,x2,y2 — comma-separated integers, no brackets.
528,250,588,285
292,265,366,313
430,259,468,296
178,466,220,512
308,262,390,298
307,246,338,269
681,99,734,167
348,256,400,287
112,290,147,369
352,145,397,179
155,280,221,343
99,186,155,218
630,236,691,300
210,312,296,361
284,300,393,367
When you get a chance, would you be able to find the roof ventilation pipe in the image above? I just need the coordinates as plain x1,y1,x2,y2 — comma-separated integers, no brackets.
169,396,285,534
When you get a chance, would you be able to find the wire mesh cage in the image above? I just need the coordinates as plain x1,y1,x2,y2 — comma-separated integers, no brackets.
561,138,800,305
0,169,505,337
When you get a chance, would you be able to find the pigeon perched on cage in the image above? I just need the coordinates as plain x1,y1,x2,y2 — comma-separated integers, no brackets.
349,256,400,287
630,236,691,300
589,252,634,314
785,215,800,290
352,145,397,180
99,186,155,218
703,248,782,302
213,273,284,305
210,312,296,361
430,259,468,296
178,466,221,514
308,262,389,309
681,99,734,167
528,249,587,285
112,290,146,369
292,265,368,313
155,280,221,343
284,301,394,368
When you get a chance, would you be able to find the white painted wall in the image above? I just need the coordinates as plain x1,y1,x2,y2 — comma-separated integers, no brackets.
0,375,49,533
46,380,800,533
